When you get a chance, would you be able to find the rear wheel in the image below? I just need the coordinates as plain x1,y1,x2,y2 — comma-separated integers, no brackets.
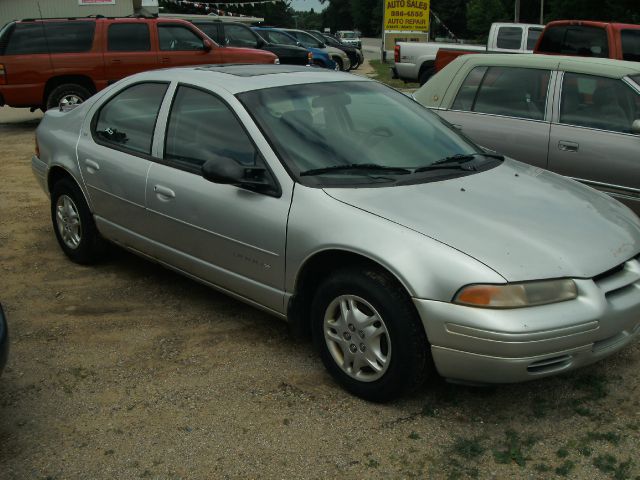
418,66,435,86
333,57,344,71
50,178,107,264
46,83,91,110
311,267,431,402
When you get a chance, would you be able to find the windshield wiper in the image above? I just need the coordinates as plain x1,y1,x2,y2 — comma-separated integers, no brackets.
300,164,412,176
414,153,504,173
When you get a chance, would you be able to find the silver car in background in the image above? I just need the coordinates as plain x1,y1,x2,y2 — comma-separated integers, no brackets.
415,54,640,214
32,65,640,402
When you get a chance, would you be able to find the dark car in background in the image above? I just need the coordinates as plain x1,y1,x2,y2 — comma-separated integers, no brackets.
193,20,312,66
308,30,363,70
0,304,8,376
252,27,337,69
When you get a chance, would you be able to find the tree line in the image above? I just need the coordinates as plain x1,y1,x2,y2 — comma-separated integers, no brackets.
160,0,639,39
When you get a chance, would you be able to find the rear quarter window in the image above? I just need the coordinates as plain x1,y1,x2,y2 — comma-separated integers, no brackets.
5,21,95,55
621,30,640,62
496,27,523,50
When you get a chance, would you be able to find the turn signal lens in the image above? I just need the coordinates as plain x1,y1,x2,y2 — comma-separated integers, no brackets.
274,58,280,65
455,279,577,308
308,52,313,64
0,63,6,85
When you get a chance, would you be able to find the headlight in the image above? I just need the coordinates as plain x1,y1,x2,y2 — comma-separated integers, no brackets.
454,279,577,308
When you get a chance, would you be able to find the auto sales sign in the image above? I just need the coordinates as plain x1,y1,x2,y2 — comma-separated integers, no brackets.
383,0,430,33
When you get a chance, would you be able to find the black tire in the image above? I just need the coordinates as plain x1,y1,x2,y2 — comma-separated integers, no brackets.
50,178,107,264
333,57,344,71
46,83,91,110
418,66,435,86
311,267,431,402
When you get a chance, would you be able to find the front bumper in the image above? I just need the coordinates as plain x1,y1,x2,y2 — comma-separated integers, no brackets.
0,304,8,376
414,255,640,383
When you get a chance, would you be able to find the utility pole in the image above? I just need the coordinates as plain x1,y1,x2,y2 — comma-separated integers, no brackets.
540,0,544,24
514,0,520,22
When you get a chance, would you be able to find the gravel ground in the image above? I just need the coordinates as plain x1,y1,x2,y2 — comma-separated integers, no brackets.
0,97,639,480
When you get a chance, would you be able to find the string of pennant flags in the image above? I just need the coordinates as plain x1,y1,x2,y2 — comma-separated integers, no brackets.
168,0,283,7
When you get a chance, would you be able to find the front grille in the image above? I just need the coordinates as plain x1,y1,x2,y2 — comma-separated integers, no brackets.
527,355,572,374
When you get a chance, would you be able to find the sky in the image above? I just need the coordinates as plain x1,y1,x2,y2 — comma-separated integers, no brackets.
290,0,326,12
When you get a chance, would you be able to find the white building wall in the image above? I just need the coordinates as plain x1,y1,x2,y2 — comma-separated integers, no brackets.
0,0,139,28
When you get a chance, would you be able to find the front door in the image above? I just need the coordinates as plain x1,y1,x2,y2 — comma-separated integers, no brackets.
144,85,292,313
548,71,640,213
156,23,221,67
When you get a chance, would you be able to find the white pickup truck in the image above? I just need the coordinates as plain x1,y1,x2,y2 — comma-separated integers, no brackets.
392,22,543,85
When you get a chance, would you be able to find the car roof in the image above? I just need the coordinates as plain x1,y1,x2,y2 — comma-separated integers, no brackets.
124,64,370,94
445,53,640,79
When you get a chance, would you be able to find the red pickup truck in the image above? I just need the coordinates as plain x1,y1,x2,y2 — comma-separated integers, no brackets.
434,20,640,77
0,16,278,110
534,20,640,61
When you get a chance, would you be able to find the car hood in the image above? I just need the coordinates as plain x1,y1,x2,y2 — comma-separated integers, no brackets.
224,46,276,59
324,160,640,281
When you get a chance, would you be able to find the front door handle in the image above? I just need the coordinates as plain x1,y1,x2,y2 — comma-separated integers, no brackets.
84,159,100,173
558,140,579,152
111,59,122,64
154,184,176,200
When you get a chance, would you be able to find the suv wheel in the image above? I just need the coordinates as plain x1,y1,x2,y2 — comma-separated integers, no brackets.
51,178,107,264
311,268,431,402
46,83,91,110
333,57,344,71
418,67,435,86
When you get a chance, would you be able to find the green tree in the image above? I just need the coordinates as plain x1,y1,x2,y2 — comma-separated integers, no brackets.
467,0,509,39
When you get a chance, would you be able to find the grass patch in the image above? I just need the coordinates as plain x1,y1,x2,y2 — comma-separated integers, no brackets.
556,447,569,458
572,373,608,400
452,436,485,460
586,431,621,446
593,455,633,479
555,460,575,476
492,430,536,467
408,431,421,440
368,60,420,90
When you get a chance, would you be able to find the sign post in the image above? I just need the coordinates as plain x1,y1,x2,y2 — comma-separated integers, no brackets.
382,0,431,62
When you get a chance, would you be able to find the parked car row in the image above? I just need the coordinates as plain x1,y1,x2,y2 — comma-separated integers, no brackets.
0,16,364,110
32,63,640,401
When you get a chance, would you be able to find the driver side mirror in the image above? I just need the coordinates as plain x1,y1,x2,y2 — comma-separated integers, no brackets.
203,39,213,51
632,119,640,135
201,155,275,194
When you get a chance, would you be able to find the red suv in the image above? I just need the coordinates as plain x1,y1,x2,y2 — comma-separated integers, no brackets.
0,16,278,110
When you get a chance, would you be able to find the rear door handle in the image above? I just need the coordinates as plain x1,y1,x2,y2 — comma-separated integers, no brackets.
160,57,170,64
558,140,579,152
84,159,100,173
154,184,175,200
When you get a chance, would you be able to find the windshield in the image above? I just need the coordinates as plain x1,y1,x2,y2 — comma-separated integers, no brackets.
290,30,323,48
261,29,297,46
341,31,357,39
238,81,483,187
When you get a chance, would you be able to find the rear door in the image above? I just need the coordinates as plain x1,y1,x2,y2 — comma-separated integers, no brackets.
548,71,640,212
77,81,170,244
103,21,157,82
437,65,554,168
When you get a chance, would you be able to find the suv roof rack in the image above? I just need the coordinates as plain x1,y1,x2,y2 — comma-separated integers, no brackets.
20,13,158,22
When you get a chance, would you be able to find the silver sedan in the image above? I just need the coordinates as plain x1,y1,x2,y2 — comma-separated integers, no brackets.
32,65,640,402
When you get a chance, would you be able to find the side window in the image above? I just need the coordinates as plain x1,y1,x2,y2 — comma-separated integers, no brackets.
5,21,95,55
159,25,204,51
165,86,259,170
472,67,550,120
496,27,523,50
564,27,608,57
94,83,168,155
526,28,543,50
621,30,640,62
452,66,487,111
224,24,258,48
559,73,639,134
108,24,150,52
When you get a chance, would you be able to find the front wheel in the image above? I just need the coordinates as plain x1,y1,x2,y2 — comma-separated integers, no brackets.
50,178,107,264
311,268,431,402
333,57,344,71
